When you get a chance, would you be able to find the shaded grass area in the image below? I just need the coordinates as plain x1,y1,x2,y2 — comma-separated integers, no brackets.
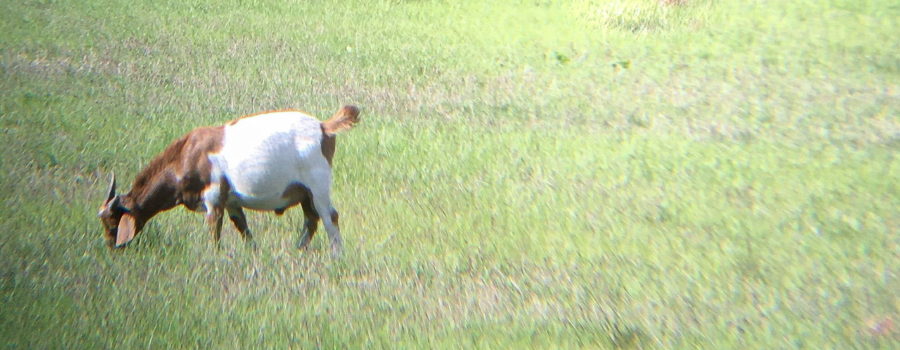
2,0,898,348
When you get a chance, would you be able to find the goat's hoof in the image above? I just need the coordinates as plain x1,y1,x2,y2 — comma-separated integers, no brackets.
330,245,343,259
245,240,258,250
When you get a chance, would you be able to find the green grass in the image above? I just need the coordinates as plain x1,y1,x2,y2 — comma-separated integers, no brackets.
1,0,897,348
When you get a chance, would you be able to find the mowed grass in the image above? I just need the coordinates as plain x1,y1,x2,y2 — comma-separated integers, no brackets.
1,0,897,348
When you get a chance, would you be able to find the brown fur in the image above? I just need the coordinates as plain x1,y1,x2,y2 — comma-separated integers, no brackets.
320,131,336,166
277,182,313,216
318,106,358,167
275,183,324,243
321,105,360,135
112,126,224,241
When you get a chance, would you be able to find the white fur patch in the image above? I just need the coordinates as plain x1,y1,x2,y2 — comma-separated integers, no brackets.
213,111,331,211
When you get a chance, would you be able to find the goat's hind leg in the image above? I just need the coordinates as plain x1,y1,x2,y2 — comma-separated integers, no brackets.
227,206,256,249
296,195,319,250
311,192,342,257
299,175,342,257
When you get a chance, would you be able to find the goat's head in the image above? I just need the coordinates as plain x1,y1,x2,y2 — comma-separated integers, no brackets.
97,174,138,248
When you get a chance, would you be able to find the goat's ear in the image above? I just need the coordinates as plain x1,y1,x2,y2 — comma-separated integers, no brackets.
106,173,117,202
115,214,137,248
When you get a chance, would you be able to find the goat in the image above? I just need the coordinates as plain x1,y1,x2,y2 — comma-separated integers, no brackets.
97,105,360,256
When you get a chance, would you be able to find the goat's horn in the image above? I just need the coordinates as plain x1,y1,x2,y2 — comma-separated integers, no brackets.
106,173,117,201
110,196,130,213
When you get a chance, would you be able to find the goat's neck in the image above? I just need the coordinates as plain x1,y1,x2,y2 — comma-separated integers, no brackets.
126,171,179,224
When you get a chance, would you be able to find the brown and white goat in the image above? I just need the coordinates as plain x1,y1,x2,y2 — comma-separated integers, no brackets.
97,105,359,255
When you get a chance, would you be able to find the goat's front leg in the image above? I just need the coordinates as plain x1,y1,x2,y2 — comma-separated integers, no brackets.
227,206,256,249
207,206,224,249
203,181,229,250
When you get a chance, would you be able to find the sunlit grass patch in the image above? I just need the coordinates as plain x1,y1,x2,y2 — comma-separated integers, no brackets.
574,0,714,33
1,0,898,348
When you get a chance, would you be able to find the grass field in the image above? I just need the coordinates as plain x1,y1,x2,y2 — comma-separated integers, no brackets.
1,0,897,348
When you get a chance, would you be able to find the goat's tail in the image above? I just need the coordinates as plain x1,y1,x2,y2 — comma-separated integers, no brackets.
322,105,360,135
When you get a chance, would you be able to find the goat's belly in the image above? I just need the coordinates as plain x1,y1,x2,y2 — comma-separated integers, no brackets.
214,149,302,209
226,176,299,211
229,193,294,211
